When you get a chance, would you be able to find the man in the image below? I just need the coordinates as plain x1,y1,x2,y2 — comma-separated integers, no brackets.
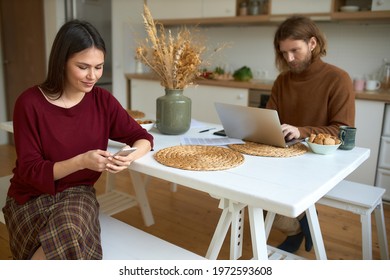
266,16,355,253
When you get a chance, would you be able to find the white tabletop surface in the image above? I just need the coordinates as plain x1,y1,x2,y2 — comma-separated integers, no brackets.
129,123,370,218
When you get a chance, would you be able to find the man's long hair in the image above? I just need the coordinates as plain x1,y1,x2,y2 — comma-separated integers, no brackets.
273,16,327,73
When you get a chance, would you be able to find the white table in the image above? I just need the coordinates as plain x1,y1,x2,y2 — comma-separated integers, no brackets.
1,121,370,260
127,124,370,260
0,121,13,133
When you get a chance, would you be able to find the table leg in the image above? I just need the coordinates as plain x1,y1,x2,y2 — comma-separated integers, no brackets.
129,170,155,226
264,211,276,240
230,203,245,260
206,199,246,259
248,206,268,260
205,201,232,259
306,205,327,260
105,172,116,193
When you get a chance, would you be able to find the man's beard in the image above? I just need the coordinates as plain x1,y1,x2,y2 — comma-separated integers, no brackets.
288,52,312,74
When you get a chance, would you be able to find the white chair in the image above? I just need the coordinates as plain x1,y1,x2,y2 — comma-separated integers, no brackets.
318,180,389,260
100,213,205,259
0,175,12,224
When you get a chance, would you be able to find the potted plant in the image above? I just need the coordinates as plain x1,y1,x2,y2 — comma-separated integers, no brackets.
135,4,225,134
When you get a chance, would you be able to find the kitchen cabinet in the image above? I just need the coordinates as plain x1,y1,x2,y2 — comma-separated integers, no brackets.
372,0,390,11
376,104,390,201
130,79,248,123
147,0,202,19
156,0,390,26
377,168,390,201
130,79,162,118
203,0,237,18
271,0,332,15
346,99,385,186
147,0,236,20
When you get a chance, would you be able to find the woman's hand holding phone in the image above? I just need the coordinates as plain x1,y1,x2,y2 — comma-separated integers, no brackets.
106,146,137,172
113,146,137,157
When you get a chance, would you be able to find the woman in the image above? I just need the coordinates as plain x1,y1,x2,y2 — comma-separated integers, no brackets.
2,20,154,259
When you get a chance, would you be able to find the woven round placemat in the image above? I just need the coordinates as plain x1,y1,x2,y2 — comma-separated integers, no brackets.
228,141,308,157
154,145,245,171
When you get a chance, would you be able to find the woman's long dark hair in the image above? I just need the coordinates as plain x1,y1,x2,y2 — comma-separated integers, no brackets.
40,20,106,98
273,16,327,73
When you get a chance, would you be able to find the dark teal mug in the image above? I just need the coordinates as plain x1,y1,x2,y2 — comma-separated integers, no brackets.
338,126,356,150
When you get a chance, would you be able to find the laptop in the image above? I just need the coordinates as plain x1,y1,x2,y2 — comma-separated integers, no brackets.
214,102,300,148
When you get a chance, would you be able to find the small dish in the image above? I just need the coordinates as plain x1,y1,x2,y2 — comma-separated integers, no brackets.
340,6,359,12
305,137,341,155
141,122,154,131
137,120,154,131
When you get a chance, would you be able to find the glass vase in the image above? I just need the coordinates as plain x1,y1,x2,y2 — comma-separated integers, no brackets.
156,88,191,135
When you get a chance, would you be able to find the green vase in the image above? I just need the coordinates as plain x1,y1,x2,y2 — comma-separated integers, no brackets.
156,88,191,135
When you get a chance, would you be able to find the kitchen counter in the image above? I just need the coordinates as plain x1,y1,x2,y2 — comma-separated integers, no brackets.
125,73,390,103
355,91,390,103
126,73,271,91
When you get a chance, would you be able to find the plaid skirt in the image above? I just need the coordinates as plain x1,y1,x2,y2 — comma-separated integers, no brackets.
3,185,102,259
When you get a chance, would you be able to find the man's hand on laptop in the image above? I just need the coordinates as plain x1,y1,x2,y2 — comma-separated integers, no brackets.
281,124,300,141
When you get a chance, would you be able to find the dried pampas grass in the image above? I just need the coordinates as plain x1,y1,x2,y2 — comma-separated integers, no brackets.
136,4,226,90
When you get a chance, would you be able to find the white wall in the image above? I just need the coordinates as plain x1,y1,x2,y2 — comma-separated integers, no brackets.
201,23,390,81
111,0,144,106
44,0,66,64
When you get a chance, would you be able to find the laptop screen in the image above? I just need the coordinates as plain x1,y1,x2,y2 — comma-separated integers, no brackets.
214,102,291,148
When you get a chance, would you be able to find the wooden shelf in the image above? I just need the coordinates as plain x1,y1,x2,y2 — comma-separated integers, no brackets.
157,14,270,27
157,10,390,27
331,11,390,21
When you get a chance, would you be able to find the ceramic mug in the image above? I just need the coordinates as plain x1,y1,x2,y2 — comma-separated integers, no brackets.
365,80,381,91
353,79,365,92
338,126,356,150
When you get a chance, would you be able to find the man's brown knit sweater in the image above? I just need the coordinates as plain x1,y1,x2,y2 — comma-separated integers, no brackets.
267,58,355,138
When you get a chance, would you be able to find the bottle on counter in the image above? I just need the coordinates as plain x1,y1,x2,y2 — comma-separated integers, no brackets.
239,1,248,16
135,60,143,73
379,58,390,91
248,0,259,15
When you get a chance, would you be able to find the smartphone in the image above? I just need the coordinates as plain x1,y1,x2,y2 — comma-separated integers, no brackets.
113,147,137,157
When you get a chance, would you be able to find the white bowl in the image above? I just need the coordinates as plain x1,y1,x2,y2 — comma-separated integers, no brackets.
340,6,359,12
137,120,154,131
305,137,341,155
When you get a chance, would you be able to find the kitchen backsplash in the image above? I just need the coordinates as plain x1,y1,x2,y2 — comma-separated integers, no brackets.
201,23,390,82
